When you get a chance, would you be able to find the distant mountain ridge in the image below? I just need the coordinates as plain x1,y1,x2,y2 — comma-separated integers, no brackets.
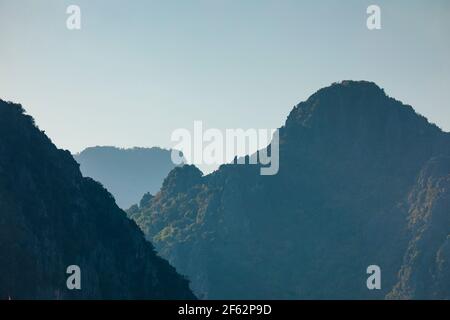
129,81,450,299
74,146,182,209
0,99,195,299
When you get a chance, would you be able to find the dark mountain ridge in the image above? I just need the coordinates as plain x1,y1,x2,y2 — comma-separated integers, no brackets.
0,99,195,299
129,81,450,299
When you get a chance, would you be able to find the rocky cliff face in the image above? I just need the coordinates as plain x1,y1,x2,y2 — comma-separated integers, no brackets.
0,99,195,299
388,156,450,299
129,81,450,299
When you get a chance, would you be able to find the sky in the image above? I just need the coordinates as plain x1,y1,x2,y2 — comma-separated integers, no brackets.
1,0,450,165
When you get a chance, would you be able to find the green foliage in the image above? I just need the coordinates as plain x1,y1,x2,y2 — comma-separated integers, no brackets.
130,81,450,299
0,99,195,300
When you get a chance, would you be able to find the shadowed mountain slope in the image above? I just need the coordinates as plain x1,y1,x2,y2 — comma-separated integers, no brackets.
0,99,195,299
129,81,450,299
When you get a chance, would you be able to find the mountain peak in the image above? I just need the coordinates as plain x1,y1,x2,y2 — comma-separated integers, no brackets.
304,80,387,106
322,80,385,94
161,165,203,195
284,81,442,138
126,82,450,299
336,79,383,88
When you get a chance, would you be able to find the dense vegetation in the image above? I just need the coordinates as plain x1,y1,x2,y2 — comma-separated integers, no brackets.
0,99,195,299
129,81,450,299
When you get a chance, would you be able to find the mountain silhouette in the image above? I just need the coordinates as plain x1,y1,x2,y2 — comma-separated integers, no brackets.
0,99,195,299
128,81,450,299
74,146,182,209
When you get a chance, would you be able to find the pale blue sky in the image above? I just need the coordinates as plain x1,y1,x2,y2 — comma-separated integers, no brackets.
1,0,449,155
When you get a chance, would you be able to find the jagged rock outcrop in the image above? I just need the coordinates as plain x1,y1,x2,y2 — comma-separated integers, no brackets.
388,156,450,299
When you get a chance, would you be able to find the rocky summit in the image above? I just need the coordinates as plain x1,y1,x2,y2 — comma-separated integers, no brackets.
129,81,450,299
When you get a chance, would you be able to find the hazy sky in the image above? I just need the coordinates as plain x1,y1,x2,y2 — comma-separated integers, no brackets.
1,0,450,157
